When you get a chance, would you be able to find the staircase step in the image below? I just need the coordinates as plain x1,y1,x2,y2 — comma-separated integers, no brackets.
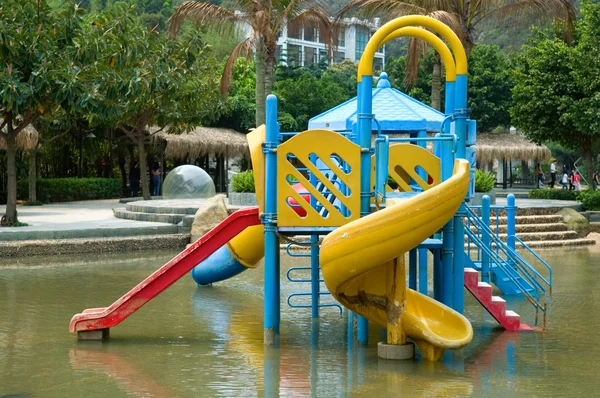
490,223,569,233
114,209,194,226
497,231,579,241
520,238,596,248
495,215,564,225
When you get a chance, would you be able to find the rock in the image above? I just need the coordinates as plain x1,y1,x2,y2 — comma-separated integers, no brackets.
557,208,591,238
190,194,229,243
590,222,600,234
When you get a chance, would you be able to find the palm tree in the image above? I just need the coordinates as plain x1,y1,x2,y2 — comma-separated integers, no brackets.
337,0,575,110
169,0,334,127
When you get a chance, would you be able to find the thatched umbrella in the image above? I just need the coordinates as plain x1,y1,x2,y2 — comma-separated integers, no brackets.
0,124,39,150
151,127,249,160
476,133,551,164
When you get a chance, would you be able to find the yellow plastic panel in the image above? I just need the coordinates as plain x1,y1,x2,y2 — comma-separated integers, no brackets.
247,125,266,213
277,129,361,227
321,160,473,360
227,225,264,268
371,144,441,194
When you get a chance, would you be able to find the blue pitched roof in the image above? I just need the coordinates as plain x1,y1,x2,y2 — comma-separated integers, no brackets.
308,72,445,132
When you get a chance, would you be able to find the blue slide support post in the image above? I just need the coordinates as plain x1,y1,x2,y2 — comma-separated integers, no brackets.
263,95,280,344
409,249,417,290
356,76,373,345
441,81,456,307
451,74,469,313
310,235,320,318
418,248,428,295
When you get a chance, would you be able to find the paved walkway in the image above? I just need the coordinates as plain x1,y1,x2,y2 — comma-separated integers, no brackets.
496,197,581,209
0,200,179,241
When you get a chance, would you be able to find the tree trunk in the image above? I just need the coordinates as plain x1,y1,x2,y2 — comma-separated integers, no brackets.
264,47,276,104
137,137,151,200
3,123,18,224
255,42,267,127
28,148,37,203
431,52,442,111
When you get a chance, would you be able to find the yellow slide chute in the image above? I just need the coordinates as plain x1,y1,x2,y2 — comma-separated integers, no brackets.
320,159,473,360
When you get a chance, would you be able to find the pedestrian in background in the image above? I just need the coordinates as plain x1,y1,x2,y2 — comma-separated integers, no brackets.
549,160,557,189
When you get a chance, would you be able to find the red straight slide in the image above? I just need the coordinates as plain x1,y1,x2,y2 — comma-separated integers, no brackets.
69,207,261,334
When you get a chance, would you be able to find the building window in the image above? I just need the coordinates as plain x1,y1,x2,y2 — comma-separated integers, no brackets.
337,27,345,47
287,44,302,66
304,25,317,42
373,57,384,72
318,49,329,65
355,26,370,60
333,51,346,63
304,46,316,66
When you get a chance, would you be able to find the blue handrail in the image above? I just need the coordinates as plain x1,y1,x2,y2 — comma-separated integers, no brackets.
510,235,553,291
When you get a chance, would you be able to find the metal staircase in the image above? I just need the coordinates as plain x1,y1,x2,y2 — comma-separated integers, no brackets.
464,204,550,329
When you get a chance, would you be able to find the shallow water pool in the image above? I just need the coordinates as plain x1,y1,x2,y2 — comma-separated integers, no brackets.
1,247,599,397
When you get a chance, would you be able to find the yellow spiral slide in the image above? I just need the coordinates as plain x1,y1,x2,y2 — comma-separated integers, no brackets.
320,159,473,361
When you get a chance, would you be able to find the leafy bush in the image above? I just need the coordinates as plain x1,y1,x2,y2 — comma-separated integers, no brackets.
475,170,495,193
578,190,600,210
17,178,122,203
231,171,255,193
528,189,578,201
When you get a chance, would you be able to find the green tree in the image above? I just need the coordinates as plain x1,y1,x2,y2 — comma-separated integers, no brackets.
168,0,334,127
511,0,600,184
0,1,95,224
89,4,224,199
386,45,513,132
337,0,574,111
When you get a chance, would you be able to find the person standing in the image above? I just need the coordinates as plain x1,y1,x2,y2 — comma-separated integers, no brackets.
593,170,599,191
568,169,574,191
550,160,557,189
535,163,544,188
561,170,569,190
152,163,162,197
573,171,582,191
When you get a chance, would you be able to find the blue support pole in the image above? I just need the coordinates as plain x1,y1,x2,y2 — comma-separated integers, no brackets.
481,195,491,283
441,81,456,308
356,76,373,345
450,74,469,314
433,249,442,301
409,249,417,290
310,234,320,318
263,94,280,345
347,310,355,346
418,248,428,295
507,193,516,250
453,208,465,313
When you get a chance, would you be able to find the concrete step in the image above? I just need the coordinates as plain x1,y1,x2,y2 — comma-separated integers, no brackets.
471,223,568,234
495,215,564,225
497,231,579,241
0,234,190,257
519,238,596,248
114,209,195,226
126,202,199,215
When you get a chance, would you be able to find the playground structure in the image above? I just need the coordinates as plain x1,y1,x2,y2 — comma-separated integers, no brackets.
70,16,552,361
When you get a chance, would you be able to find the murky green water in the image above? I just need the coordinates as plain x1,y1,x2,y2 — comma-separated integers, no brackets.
1,247,600,397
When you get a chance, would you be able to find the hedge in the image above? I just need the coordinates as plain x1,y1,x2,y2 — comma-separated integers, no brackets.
578,190,600,211
17,178,122,203
528,189,578,201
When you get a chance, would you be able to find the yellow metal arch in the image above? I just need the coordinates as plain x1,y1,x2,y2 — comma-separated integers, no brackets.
358,15,467,81
381,27,456,82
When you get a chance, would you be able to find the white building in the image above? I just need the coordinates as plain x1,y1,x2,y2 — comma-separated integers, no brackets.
276,18,385,70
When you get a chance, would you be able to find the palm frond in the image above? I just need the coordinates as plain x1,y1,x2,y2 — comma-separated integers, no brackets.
168,2,243,37
289,7,336,48
335,0,426,22
220,33,255,94
476,0,575,42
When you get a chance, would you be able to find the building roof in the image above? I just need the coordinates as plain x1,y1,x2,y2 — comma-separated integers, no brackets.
152,127,249,160
476,133,552,163
308,72,445,132
0,124,39,151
